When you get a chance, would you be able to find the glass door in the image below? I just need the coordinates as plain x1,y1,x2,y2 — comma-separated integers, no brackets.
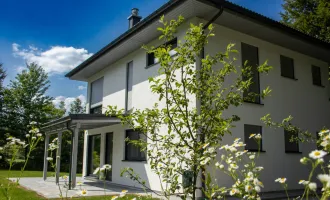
87,134,101,177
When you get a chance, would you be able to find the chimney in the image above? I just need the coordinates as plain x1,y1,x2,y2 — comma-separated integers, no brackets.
128,8,142,29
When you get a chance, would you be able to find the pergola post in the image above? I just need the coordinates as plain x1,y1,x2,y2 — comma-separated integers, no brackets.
82,131,88,177
55,131,63,184
43,134,50,181
71,123,80,188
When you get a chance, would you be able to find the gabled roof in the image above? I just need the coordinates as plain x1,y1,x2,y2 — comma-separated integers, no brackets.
66,0,330,81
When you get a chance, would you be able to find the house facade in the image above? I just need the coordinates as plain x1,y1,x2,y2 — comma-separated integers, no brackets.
56,0,330,194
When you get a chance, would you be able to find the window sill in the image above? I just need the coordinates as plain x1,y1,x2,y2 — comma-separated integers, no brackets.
281,75,298,81
145,53,177,69
243,101,264,106
285,151,302,154
145,62,159,69
246,149,266,153
313,84,325,88
122,160,147,163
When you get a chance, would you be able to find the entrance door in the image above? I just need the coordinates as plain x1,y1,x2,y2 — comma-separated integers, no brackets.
104,132,113,181
87,134,101,177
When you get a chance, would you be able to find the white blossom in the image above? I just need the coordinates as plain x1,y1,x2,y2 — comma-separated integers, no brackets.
78,189,87,196
309,150,327,159
120,190,128,197
308,182,317,191
245,185,253,193
275,178,286,184
229,188,240,196
299,180,309,185
317,174,330,187
93,167,100,175
300,157,308,164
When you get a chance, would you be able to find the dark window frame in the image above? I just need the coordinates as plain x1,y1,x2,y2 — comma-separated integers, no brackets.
284,129,300,153
146,38,178,67
244,124,264,152
280,55,296,80
90,105,102,114
241,43,261,104
312,65,323,87
124,129,146,161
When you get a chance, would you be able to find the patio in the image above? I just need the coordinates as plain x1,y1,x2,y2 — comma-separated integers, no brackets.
10,177,152,199
9,176,311,200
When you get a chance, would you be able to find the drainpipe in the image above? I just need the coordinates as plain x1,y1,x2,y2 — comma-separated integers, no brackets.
196,6,224,200
67,121,74,190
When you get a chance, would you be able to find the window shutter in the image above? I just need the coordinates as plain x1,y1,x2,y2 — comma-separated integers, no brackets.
126,61,133,111
91,77,104,105
242,43,260,103
284,130,299,152
312,65,322,86
280,55,295,79
244,124,262,151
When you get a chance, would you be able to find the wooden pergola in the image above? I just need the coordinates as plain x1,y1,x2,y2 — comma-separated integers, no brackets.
40,114,120,188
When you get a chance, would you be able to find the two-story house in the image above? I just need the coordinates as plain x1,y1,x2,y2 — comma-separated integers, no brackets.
41,0,330,195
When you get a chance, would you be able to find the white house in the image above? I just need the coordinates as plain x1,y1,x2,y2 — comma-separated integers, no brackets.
41,0,330,197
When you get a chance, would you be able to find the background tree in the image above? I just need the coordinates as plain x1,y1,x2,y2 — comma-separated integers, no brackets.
0,63,6,131
69,98,84,114
3,62,60,135
58,101,66,116
2,62,63,170
281,0,330,42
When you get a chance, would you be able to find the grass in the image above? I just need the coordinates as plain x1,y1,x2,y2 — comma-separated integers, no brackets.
0,170,76,178
0,170,156,200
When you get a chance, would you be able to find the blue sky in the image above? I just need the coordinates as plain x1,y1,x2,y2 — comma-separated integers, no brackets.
0,0,283,108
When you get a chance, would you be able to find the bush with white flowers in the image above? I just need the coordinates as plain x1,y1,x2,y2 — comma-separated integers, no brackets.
0,121,43,199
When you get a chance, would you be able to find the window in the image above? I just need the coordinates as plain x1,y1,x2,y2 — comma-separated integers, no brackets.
126,61,133,111
241,43,260,103
281,55,295,79
312,65,322,86
146,38,177,67
284,129,299,153
125,130,146,161
90,77,104,106
90,105,102,114
244,124,263,151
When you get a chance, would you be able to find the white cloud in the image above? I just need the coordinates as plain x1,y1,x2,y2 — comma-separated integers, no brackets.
16,65,27,73
78,85,87,90
53,94,86,112
12,43,93,75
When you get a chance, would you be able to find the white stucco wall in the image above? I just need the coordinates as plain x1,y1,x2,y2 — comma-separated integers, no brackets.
83,17,330,192
205,20,330,192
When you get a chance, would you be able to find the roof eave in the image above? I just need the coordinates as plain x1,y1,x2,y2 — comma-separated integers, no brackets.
65,0,186,79
66,0,330,79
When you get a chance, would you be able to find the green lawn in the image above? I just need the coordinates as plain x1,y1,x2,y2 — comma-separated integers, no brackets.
0,170,156,200
0,170,75,178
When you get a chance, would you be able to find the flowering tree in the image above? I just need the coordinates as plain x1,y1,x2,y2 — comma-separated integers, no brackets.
106,16,272,199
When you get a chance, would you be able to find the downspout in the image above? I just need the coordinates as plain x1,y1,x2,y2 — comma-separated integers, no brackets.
196,5,224,199
67,121,74,190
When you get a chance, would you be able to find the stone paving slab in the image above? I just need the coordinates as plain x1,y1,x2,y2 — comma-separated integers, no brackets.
11,177,310,199
10,177,151,199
